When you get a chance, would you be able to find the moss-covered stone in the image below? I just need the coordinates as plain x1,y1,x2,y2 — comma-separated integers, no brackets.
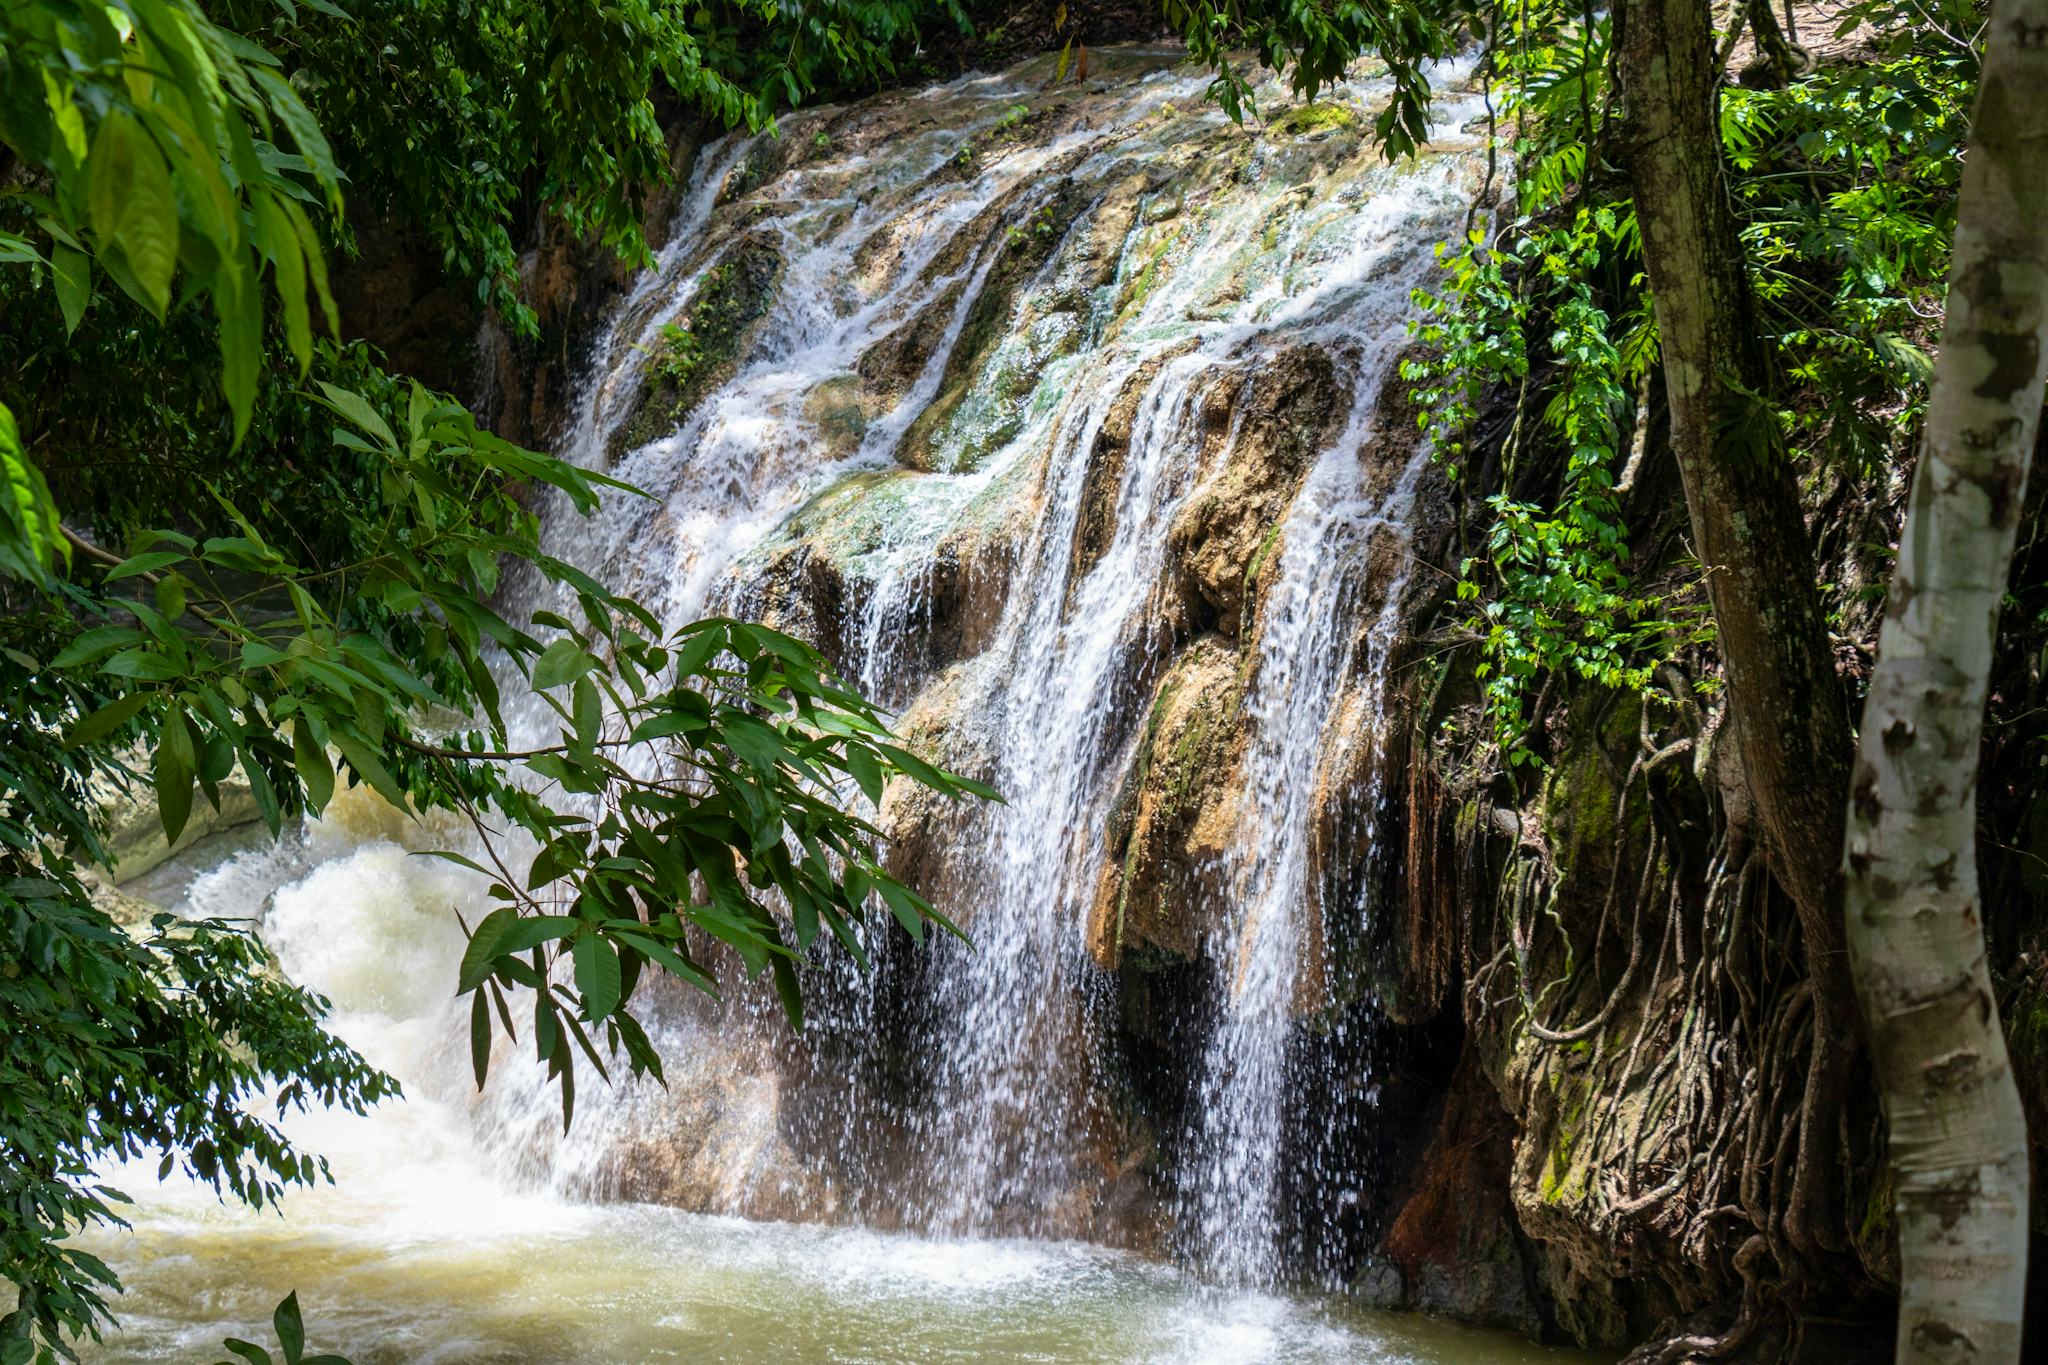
1270,101,1359,137
1086,636,1246,968
610,234,785,457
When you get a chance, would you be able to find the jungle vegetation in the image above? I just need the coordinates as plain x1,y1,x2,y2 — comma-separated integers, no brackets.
1,0,2040,1363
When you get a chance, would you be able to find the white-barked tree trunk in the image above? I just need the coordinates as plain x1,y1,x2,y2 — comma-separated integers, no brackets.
1843,4,2048,1361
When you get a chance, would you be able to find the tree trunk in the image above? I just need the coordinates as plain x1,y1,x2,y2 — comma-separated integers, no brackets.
1616,0,1858,1259
1843,6,2047,1359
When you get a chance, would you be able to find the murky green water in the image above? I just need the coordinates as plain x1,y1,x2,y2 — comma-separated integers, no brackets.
79,1156,1602,1365
74,843,1600,1365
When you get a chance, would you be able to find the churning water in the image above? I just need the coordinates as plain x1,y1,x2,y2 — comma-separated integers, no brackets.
74,46,1574,1363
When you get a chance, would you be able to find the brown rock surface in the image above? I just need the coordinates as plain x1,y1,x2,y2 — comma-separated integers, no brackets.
1087,635,1246,968
1166,345,1349,636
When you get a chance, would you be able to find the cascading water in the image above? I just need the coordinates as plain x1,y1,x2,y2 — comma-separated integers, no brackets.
509,49,1488,1266
75,46,1559,1363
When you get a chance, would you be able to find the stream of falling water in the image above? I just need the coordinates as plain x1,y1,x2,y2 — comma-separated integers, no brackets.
72,46,1603,1364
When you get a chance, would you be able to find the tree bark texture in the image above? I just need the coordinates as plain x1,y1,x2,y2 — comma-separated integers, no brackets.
1617,0,1858,1261
1843,5,2048,1359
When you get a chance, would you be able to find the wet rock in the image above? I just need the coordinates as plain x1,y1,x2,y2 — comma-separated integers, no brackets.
1076,174,1152,288
854,276,972,417
609,232,787,459
745,540,856,668
741,462,1030,692
802,374,871,461
1067,345,1195,595
602,1055,843,1223
877,664,994,918
79,867,164,929
1166,345,1349,637
1087,635,1245,968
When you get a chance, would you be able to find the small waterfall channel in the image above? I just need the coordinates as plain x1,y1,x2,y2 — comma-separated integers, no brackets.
75,46,1573,1365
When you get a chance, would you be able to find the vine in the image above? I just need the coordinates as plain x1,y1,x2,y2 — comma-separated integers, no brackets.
1406,214,1677,764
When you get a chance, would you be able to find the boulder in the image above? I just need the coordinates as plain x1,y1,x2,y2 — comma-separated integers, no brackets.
88,758,260,885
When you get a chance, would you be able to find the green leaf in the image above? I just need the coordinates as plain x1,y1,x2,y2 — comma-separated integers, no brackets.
106,550,184,581
612,930,717,996
530,638,593,691
256,196,313,372
243,747,283,836
419,849,494,877
498,915,580,953
470,989,493,1088
90,112,179,318
156,709,196,844
628,710,704,744
273,1291,305,1363
102,647,183,680
67,690,153,747
293,718,334,812
458,907,517,993
772,953,804,1030
313,383,398,452
670,625,728,680
249,66,341,192
526,836,579,891
155,573,189,620
876,877,925,944
216,264,263,444
220,1341,273,1365
571,677,601,750
52,625,144,669
0,401,65,583
845,745,884,804
51,244,90,335
573,933,622,1020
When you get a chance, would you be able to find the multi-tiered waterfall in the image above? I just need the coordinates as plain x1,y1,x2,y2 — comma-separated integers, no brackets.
80,47,1533,1365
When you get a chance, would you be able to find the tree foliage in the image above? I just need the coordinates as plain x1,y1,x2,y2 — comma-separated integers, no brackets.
0,2,987,1359
220,0,968,327
1162,0,1464,153
1394,0,1973,763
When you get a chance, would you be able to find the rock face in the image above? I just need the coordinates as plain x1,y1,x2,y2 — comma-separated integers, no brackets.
1165,346,1347,637
87,755,260,884
1088,635,1244,967
564,41,1462,1263
1355,1046,1544,1331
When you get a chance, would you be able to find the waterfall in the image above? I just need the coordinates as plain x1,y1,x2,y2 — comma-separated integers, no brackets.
224,45,1491,1288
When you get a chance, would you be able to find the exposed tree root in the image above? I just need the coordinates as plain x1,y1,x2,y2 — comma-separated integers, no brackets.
1434,663,1888,1361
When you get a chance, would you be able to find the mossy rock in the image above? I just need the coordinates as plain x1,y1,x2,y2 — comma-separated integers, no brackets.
716,136,788,205
1270,101,1359,138
895,178,1096,473
1087,635,1247,968
610,234,785,457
